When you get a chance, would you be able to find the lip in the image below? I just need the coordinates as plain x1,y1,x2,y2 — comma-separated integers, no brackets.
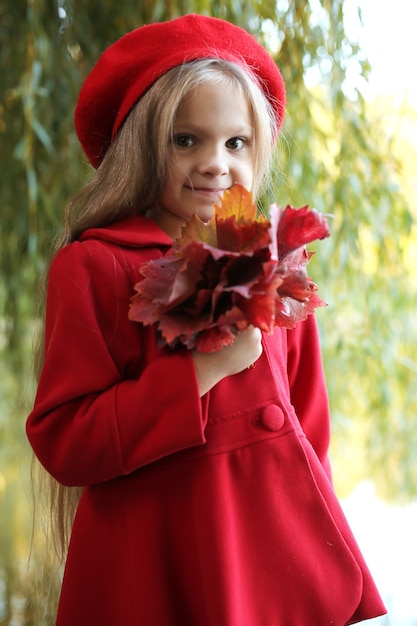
185,186,228,198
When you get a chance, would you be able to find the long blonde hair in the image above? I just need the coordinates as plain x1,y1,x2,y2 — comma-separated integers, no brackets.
57,57,277,246
33,57,280,562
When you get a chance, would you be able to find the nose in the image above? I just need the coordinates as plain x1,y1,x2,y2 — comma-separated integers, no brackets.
197,145,229,177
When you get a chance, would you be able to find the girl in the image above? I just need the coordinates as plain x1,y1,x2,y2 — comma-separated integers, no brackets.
27,14,386,626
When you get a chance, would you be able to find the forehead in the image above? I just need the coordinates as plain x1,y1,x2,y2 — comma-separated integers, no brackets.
174,81,253,129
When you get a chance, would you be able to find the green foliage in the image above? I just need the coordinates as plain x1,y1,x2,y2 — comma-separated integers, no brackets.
1,0,416,621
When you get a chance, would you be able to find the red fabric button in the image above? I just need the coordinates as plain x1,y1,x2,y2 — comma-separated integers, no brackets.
259,405,285,431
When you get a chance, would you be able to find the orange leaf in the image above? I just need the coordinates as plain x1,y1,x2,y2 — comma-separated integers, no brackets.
214,185,260,223
177,214,217,251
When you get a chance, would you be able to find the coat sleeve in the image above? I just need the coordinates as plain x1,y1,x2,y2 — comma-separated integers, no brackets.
26,241,208,487
286,315,332,480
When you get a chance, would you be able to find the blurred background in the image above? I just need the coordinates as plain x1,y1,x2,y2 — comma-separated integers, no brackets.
0,0,416,624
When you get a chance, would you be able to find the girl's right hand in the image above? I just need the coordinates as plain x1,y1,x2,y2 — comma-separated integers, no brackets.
192,326,263,396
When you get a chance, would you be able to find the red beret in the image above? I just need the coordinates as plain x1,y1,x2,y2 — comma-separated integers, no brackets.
75,14,286,168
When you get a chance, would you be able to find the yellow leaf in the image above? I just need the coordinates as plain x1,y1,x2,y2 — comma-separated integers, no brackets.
214,185,259,223
177,214,217,250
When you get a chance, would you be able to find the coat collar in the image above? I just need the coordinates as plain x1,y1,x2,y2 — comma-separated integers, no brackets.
79,214,173,250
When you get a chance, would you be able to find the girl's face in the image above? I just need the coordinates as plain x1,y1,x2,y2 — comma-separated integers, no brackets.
151,81,255,238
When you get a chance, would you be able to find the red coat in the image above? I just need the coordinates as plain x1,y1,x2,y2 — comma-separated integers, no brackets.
27,214,386,625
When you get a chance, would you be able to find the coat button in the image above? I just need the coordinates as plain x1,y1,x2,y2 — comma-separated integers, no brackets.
258,405,285,431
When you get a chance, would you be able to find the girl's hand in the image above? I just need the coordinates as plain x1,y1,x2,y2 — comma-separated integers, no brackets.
192,326,263,396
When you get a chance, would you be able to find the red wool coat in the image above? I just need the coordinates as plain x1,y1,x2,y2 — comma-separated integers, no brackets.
27,214,386,626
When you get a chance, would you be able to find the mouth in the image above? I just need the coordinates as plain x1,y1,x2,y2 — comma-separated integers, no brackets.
186,186,228,199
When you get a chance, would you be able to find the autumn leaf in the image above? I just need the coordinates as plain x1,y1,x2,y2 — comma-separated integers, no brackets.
128,185,330,352
177,214,216,249
275,204,330,258
213,185,260,223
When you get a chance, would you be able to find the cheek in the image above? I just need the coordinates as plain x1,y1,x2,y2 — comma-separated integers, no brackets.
239,160,255,190
162,163,182,193
168,158,190,186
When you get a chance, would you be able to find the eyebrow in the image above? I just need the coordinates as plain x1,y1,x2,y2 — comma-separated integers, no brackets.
173,122,253,136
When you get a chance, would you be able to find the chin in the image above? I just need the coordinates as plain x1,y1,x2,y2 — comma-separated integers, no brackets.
195,206,215,223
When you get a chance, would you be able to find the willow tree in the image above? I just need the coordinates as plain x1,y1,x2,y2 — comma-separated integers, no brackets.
0,0,416,620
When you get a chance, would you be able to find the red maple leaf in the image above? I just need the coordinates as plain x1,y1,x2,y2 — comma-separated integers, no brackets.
274,203,330,258
128,185,330,351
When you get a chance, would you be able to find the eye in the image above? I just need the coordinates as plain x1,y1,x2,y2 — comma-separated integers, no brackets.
173,134,195,148
226,137,246,150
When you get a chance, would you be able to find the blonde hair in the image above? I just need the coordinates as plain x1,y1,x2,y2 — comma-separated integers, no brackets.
58,57,277,246
34,57,280,562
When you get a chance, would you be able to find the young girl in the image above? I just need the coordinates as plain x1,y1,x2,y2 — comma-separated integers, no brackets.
27,14,386,626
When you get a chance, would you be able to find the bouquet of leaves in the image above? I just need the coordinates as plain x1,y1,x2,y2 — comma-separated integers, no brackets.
129,185,330,352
